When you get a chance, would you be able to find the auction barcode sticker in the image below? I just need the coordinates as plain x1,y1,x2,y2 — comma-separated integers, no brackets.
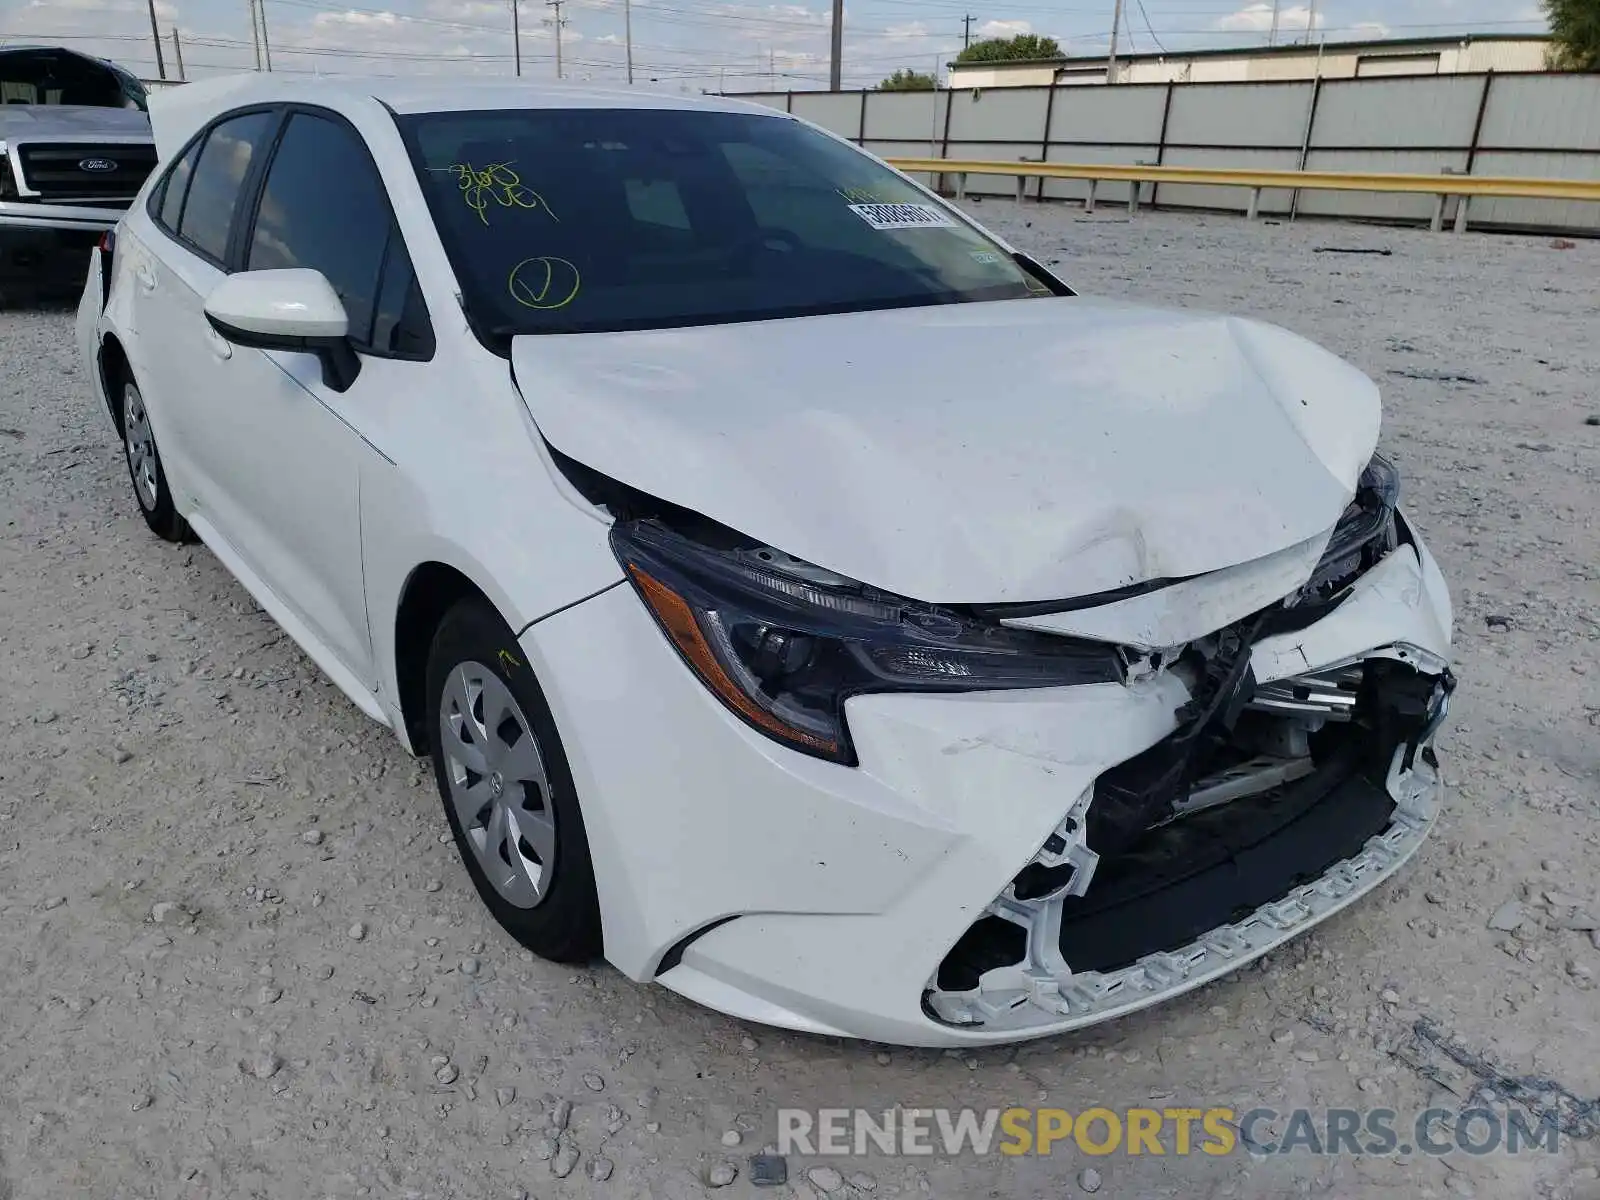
848,202,958,230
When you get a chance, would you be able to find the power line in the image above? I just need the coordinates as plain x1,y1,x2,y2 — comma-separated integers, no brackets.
266,0,520,39
176,26,871,69
18,2,1549,91
261,0,940,44
1136,0,1167,53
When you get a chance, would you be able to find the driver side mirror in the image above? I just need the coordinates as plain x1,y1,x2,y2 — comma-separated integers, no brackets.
204,268,361,392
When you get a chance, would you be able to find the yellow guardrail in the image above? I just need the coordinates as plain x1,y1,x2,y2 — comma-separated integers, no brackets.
885,156,1600,232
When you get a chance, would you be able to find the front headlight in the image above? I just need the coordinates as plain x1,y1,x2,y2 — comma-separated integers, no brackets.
1298,452,1400,600
612,519,1125,765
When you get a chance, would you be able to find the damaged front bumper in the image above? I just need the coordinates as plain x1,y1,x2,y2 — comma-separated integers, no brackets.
920,524,1455,1039
925,656,1452,1034
532,517,1454,1047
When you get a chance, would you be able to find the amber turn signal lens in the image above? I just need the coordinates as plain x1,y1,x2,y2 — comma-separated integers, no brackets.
627,565,839,755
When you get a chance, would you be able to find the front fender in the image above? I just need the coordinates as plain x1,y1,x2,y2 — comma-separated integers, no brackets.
360,471,623,752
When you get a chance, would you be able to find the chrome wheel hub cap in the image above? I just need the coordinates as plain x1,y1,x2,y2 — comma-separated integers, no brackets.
438,662,555,909
124,386,159,512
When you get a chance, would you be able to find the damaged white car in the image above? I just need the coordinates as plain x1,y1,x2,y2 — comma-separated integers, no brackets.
79,76,1454,1046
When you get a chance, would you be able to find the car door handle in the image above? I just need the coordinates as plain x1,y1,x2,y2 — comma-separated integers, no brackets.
206,328,233,360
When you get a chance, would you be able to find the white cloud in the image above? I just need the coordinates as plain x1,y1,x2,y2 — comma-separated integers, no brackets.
27,0,173,13
23,0,177,22
1215,3,1323,34
766,4,825,22
424,0,506,20
714,3,829,44
882,21,930,41
0,0,956,88
311,9,406,30
976,18,1031,39
288,6,528,75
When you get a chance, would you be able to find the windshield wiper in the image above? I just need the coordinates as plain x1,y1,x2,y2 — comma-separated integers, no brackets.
485,323,589,338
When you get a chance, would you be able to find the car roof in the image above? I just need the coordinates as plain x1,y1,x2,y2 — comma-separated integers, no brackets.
0,44,132,72
147,73,788,159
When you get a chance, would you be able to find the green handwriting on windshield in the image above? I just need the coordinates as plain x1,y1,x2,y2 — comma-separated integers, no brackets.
508,256,582,311
836,185,894,204
434,161,558,227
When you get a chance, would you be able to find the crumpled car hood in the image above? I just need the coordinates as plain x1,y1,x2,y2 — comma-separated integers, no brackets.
514,296,1381,605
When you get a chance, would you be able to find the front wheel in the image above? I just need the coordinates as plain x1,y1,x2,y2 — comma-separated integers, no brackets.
425,598,603,962
121,380,192,542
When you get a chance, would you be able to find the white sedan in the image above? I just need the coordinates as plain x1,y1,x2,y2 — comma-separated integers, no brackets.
77,75,1455,1046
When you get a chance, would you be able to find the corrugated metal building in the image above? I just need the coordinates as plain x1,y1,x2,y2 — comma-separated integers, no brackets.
948,34,1552,89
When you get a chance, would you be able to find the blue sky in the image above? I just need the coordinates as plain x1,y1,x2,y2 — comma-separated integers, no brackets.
1,0,1550,92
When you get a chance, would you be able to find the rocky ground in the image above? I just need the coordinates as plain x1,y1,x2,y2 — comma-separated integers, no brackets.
1,205,1597,1200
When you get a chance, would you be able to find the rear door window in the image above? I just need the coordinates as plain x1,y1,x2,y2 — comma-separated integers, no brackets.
155,141,200,232
176,110,275,264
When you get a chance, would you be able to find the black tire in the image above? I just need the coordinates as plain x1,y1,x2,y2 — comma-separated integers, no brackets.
119,379,193,543
425,598,603,962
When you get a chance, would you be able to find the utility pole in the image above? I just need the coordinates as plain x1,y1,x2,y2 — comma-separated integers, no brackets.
171,28,185,80
1268,0,1281,46
259,0,273,71
546,0,565,79
511,0,521,76
624,0,634,83
962,13,975,49
1105,0,1123,83
145,0,168,79
828,0,843,91
1304,0,1318,44
248,0,262,69
768,47,776,87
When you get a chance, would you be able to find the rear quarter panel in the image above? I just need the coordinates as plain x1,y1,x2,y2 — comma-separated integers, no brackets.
74,244,112,428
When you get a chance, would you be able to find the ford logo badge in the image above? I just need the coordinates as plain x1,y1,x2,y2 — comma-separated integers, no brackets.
79,158,119,173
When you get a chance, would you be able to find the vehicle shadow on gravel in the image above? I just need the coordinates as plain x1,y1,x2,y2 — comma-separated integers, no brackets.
0,246,93,311
0,288,80,313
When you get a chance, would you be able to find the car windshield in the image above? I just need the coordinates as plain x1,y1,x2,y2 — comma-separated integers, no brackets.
0,49,146,109
398,106,1050,337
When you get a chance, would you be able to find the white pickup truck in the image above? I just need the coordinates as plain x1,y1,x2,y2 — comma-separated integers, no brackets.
0,46,157,296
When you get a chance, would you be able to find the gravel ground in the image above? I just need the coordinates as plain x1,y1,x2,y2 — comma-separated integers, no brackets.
2,205,1598,1200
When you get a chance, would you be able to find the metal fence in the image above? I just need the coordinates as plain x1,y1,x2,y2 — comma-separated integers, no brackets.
726,71,1600,233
